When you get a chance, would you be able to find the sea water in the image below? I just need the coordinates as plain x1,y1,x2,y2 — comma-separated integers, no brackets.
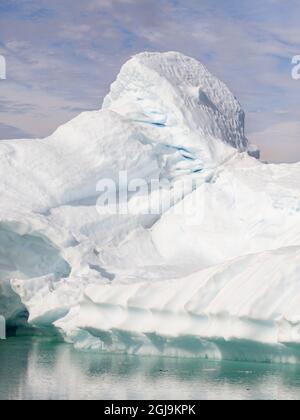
1,335,300,400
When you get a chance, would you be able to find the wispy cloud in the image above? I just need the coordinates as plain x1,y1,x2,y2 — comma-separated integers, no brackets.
0,0,299,162
0,122,31,139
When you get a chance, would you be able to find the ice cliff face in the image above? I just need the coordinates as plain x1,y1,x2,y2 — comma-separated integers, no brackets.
1,52,300,363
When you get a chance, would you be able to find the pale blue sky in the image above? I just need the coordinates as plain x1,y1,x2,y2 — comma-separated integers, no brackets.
0,0,300,162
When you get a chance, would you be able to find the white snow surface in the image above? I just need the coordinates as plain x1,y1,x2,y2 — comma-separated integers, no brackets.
1,52,300,362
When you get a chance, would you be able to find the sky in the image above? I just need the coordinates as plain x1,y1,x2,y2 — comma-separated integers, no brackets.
0,0,299,163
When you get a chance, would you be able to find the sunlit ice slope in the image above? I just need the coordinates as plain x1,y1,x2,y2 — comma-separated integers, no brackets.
0,52,300,363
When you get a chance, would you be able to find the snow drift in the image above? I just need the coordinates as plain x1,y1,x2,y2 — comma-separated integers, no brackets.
1,52,300,363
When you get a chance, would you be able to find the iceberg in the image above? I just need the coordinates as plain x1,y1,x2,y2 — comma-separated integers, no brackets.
1,52,300,362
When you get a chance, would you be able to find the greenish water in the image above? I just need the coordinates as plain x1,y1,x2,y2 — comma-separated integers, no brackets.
1,336,300,400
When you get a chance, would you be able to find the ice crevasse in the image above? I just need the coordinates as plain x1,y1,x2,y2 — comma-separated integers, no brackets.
1,52,300,363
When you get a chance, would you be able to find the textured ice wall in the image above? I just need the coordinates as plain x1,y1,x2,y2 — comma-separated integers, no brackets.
103,52,248,152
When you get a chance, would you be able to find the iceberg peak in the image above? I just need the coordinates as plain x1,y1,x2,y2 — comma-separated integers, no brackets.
103,51,249,153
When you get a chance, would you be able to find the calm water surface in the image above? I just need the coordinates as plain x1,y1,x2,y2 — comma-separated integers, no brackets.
1,336,300,400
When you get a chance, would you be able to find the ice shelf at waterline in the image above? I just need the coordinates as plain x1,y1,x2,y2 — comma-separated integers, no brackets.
0,52,300,362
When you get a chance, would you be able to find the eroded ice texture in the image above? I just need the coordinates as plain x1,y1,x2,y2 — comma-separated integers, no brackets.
1,52,300,362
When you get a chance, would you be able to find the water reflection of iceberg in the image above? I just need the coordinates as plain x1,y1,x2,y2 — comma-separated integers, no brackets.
1,337,300,400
